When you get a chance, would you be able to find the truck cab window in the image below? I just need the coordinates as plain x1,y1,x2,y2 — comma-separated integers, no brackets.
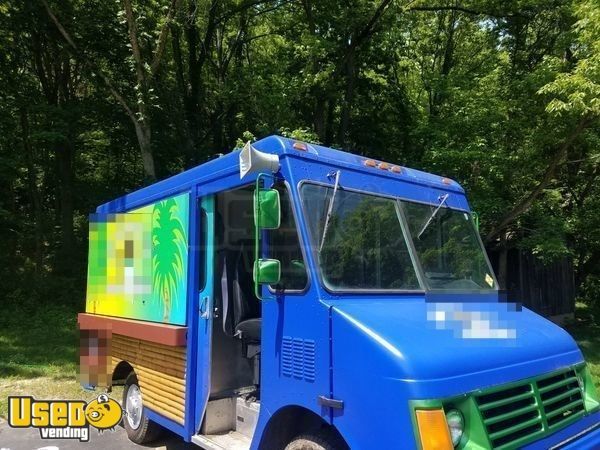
267,184,308,291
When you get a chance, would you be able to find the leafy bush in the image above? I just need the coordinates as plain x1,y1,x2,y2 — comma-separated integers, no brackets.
579,275,600,320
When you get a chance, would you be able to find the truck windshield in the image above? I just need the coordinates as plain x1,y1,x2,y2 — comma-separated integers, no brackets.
300,184,496,292
401,201,496,290
301,184,420,290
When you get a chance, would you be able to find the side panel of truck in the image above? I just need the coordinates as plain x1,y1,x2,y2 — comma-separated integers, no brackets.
86,193,190,325
80,191,193,432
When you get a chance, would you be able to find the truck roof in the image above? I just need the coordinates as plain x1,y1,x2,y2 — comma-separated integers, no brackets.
96,135,464,214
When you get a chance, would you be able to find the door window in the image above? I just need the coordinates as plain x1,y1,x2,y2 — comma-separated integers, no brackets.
267,184,308,291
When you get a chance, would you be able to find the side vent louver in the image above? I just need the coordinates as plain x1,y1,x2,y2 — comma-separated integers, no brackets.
281,336,316,383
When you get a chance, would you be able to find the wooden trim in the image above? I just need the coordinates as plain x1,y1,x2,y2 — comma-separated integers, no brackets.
78,313,187,346
110,334,187,425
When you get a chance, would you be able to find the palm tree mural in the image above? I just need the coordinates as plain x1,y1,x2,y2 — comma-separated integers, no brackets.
152,198,187,322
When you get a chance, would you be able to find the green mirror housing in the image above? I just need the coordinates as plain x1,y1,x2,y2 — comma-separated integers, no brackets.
254,258,281,285
253,176,281,299
255,188,281,229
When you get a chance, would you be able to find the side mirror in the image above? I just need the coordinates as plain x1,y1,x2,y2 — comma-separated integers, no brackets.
255,188,281,229
253,175,282,300
254,259,281,285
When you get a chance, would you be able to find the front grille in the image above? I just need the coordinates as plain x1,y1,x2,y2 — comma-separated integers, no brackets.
476,368,585,449
477,382,544,448
537,369,585,429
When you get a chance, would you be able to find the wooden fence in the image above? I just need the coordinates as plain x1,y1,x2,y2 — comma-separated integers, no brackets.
488,249,576,319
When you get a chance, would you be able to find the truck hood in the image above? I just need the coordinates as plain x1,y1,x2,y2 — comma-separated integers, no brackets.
329,297,583,394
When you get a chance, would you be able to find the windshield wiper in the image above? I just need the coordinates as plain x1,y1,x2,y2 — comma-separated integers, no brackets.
417,193,449,240
319,170,341,252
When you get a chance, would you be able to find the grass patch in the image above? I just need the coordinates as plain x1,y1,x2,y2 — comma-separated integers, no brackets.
0,302,124,418
0,302,117,418
0,303,78,380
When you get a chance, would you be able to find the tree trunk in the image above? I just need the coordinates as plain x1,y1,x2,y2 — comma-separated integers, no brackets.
325,98,335,146
55,138,75,275
175,0,219,166
314,94,327,142
335,0,393,146
171,23,197,167
42,0,176,182
302,0,327,142
339,46,356,147
20,108,45,275
134,121,156,181
485,116,591,243
497,233,508,289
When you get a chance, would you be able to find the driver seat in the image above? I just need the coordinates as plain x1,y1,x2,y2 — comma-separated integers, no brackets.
220,242,261,343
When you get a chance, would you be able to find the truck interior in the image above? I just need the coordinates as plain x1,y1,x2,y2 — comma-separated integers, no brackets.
199,185,262,445
198,182,309,446
214,185,260,391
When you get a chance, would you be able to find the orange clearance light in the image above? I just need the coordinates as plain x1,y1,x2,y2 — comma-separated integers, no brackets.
415,409,453,450
293,142,308,151
391,165,402,173
364,159,377,167
441,177,452,185
378,162,390,170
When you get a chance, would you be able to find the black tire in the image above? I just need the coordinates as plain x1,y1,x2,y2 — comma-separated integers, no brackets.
122,372,162,444
285,429,348,450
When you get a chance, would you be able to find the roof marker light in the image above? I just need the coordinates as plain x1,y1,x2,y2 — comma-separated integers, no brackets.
378,162,390,170
364,159,377,167
293,142,308,151
442,177,452,185
391,165,402,174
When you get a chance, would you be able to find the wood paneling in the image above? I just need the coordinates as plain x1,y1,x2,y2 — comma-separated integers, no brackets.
111,334,187,425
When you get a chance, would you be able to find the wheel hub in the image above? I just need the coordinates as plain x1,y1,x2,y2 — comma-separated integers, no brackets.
126,384,143,430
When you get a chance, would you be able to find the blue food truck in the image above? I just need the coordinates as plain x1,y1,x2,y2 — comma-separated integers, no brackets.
79,135,600,449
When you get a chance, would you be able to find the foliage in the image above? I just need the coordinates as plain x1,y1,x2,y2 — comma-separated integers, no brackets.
0,0,599,312
565,303,600,391
579,276,600,321
279,127,322,144
540,0,600,117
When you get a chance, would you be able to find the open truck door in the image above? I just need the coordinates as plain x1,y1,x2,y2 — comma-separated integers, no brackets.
194,195,216,433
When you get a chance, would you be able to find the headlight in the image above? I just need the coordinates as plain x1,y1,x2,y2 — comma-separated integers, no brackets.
445,409,464,447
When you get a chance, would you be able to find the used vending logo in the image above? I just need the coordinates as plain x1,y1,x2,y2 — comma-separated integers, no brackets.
7,394,123,442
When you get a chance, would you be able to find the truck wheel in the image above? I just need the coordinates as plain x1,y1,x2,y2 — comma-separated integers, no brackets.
285,429,347,450
122,372,162,444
